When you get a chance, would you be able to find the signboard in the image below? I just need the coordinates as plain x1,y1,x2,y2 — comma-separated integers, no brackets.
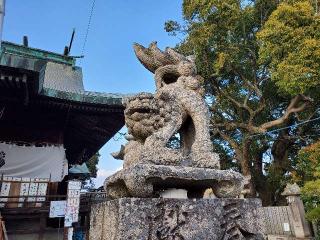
283,222,290,232
36,178,48,207
67,228,74,240
18,178,30,207
49,200,66,218
68,181,81,190
0,176,11,207
0,177,49,208
64,180,81,227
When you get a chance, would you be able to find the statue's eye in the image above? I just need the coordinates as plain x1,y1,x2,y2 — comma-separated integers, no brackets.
162,72,180,85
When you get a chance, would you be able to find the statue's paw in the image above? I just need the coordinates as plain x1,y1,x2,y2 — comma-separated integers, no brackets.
191,152,220,169
196,160,220,169
212,180,242,198
140,147,183,166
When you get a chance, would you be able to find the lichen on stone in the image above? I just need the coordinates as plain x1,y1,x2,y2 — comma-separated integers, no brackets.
113,42,220,169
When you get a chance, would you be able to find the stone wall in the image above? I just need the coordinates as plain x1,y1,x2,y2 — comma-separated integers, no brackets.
89,198,265,240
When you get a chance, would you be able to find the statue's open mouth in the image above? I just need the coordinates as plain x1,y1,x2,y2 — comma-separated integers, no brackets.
125,93,159,117
127,107,153,115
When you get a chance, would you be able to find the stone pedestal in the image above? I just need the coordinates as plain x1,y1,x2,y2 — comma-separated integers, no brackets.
89,198,265,240
104,164,244,199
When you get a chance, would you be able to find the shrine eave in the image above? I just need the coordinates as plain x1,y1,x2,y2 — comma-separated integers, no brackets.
0,41,127,164
0,41,127,108
0,64,126,109
41,88,124,106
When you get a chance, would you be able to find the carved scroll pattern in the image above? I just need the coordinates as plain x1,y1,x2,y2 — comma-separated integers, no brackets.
220,201,257,240
149,202,188,240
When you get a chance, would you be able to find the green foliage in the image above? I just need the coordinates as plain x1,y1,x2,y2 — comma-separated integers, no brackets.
301,180,320,222
166,134,181,149
86,152,100,178
164,20,181,36
165,0,286,201
296,142,320,222
257,0,320,95
80,153,100,190
303,179,320,197
306,206,320,222
165,0,320,204
294,141,320,182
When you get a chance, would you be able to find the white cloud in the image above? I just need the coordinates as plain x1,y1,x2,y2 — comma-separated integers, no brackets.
97,169,115,178
93,166,123,188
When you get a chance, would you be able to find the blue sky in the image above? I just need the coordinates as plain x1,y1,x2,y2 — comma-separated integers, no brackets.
3,0,183,186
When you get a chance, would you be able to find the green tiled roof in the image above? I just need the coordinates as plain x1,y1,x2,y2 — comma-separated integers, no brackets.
1,41,75,66
0,41,126,106
42,88,124,105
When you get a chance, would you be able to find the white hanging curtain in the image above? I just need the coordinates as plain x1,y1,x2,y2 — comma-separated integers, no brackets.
0,142,68,182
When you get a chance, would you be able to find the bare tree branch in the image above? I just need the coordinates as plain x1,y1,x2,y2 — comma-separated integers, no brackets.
211,94,312,135
259,94,313,132
216,129,242,157
213,82,255,115
231,66,262,97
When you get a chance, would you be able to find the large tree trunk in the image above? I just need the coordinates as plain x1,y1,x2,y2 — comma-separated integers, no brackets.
254,130,293,205
252,130,293,205
269,130,293,205
234,133,292,204
238,138,257,197
252,146,272,205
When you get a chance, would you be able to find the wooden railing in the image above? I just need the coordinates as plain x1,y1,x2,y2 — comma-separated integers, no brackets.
0,192,108,239
0,194,66,209
0,214,8,240
80,192,108,205
0,192,108,211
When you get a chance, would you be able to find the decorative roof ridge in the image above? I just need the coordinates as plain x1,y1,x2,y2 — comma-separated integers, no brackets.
41,87,130,106
1,41,75,66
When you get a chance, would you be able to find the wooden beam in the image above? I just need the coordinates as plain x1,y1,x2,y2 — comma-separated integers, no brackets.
6,76,15,88
14,77,21,89
38,213,46,240
0,75,9,88
22,74,29,106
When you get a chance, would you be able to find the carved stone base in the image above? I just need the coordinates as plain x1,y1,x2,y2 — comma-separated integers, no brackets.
104,164,245,199
89,198,265,240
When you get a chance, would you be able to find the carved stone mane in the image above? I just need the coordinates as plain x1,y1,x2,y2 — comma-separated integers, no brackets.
113,42,220,169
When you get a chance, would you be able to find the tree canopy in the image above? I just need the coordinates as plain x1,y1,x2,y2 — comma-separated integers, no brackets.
165,0,320,205
295,142,320,223
257,0,320,96
86,152,100,178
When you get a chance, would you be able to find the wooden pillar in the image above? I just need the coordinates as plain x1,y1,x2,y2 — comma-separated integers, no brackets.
63,227,68,240
85,214,90,240
38,213,46,240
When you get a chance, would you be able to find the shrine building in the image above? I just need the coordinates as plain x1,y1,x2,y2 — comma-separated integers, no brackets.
0,39,125,239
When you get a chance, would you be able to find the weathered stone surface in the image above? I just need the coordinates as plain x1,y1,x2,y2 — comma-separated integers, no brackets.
104,164,244,199
107,42,251,199
89,202,106,240
112,42,220,170
89,198,265,240
281,183,301,196
98,43,264,240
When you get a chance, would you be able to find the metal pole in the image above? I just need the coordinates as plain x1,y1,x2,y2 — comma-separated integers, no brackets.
0,0,5,48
